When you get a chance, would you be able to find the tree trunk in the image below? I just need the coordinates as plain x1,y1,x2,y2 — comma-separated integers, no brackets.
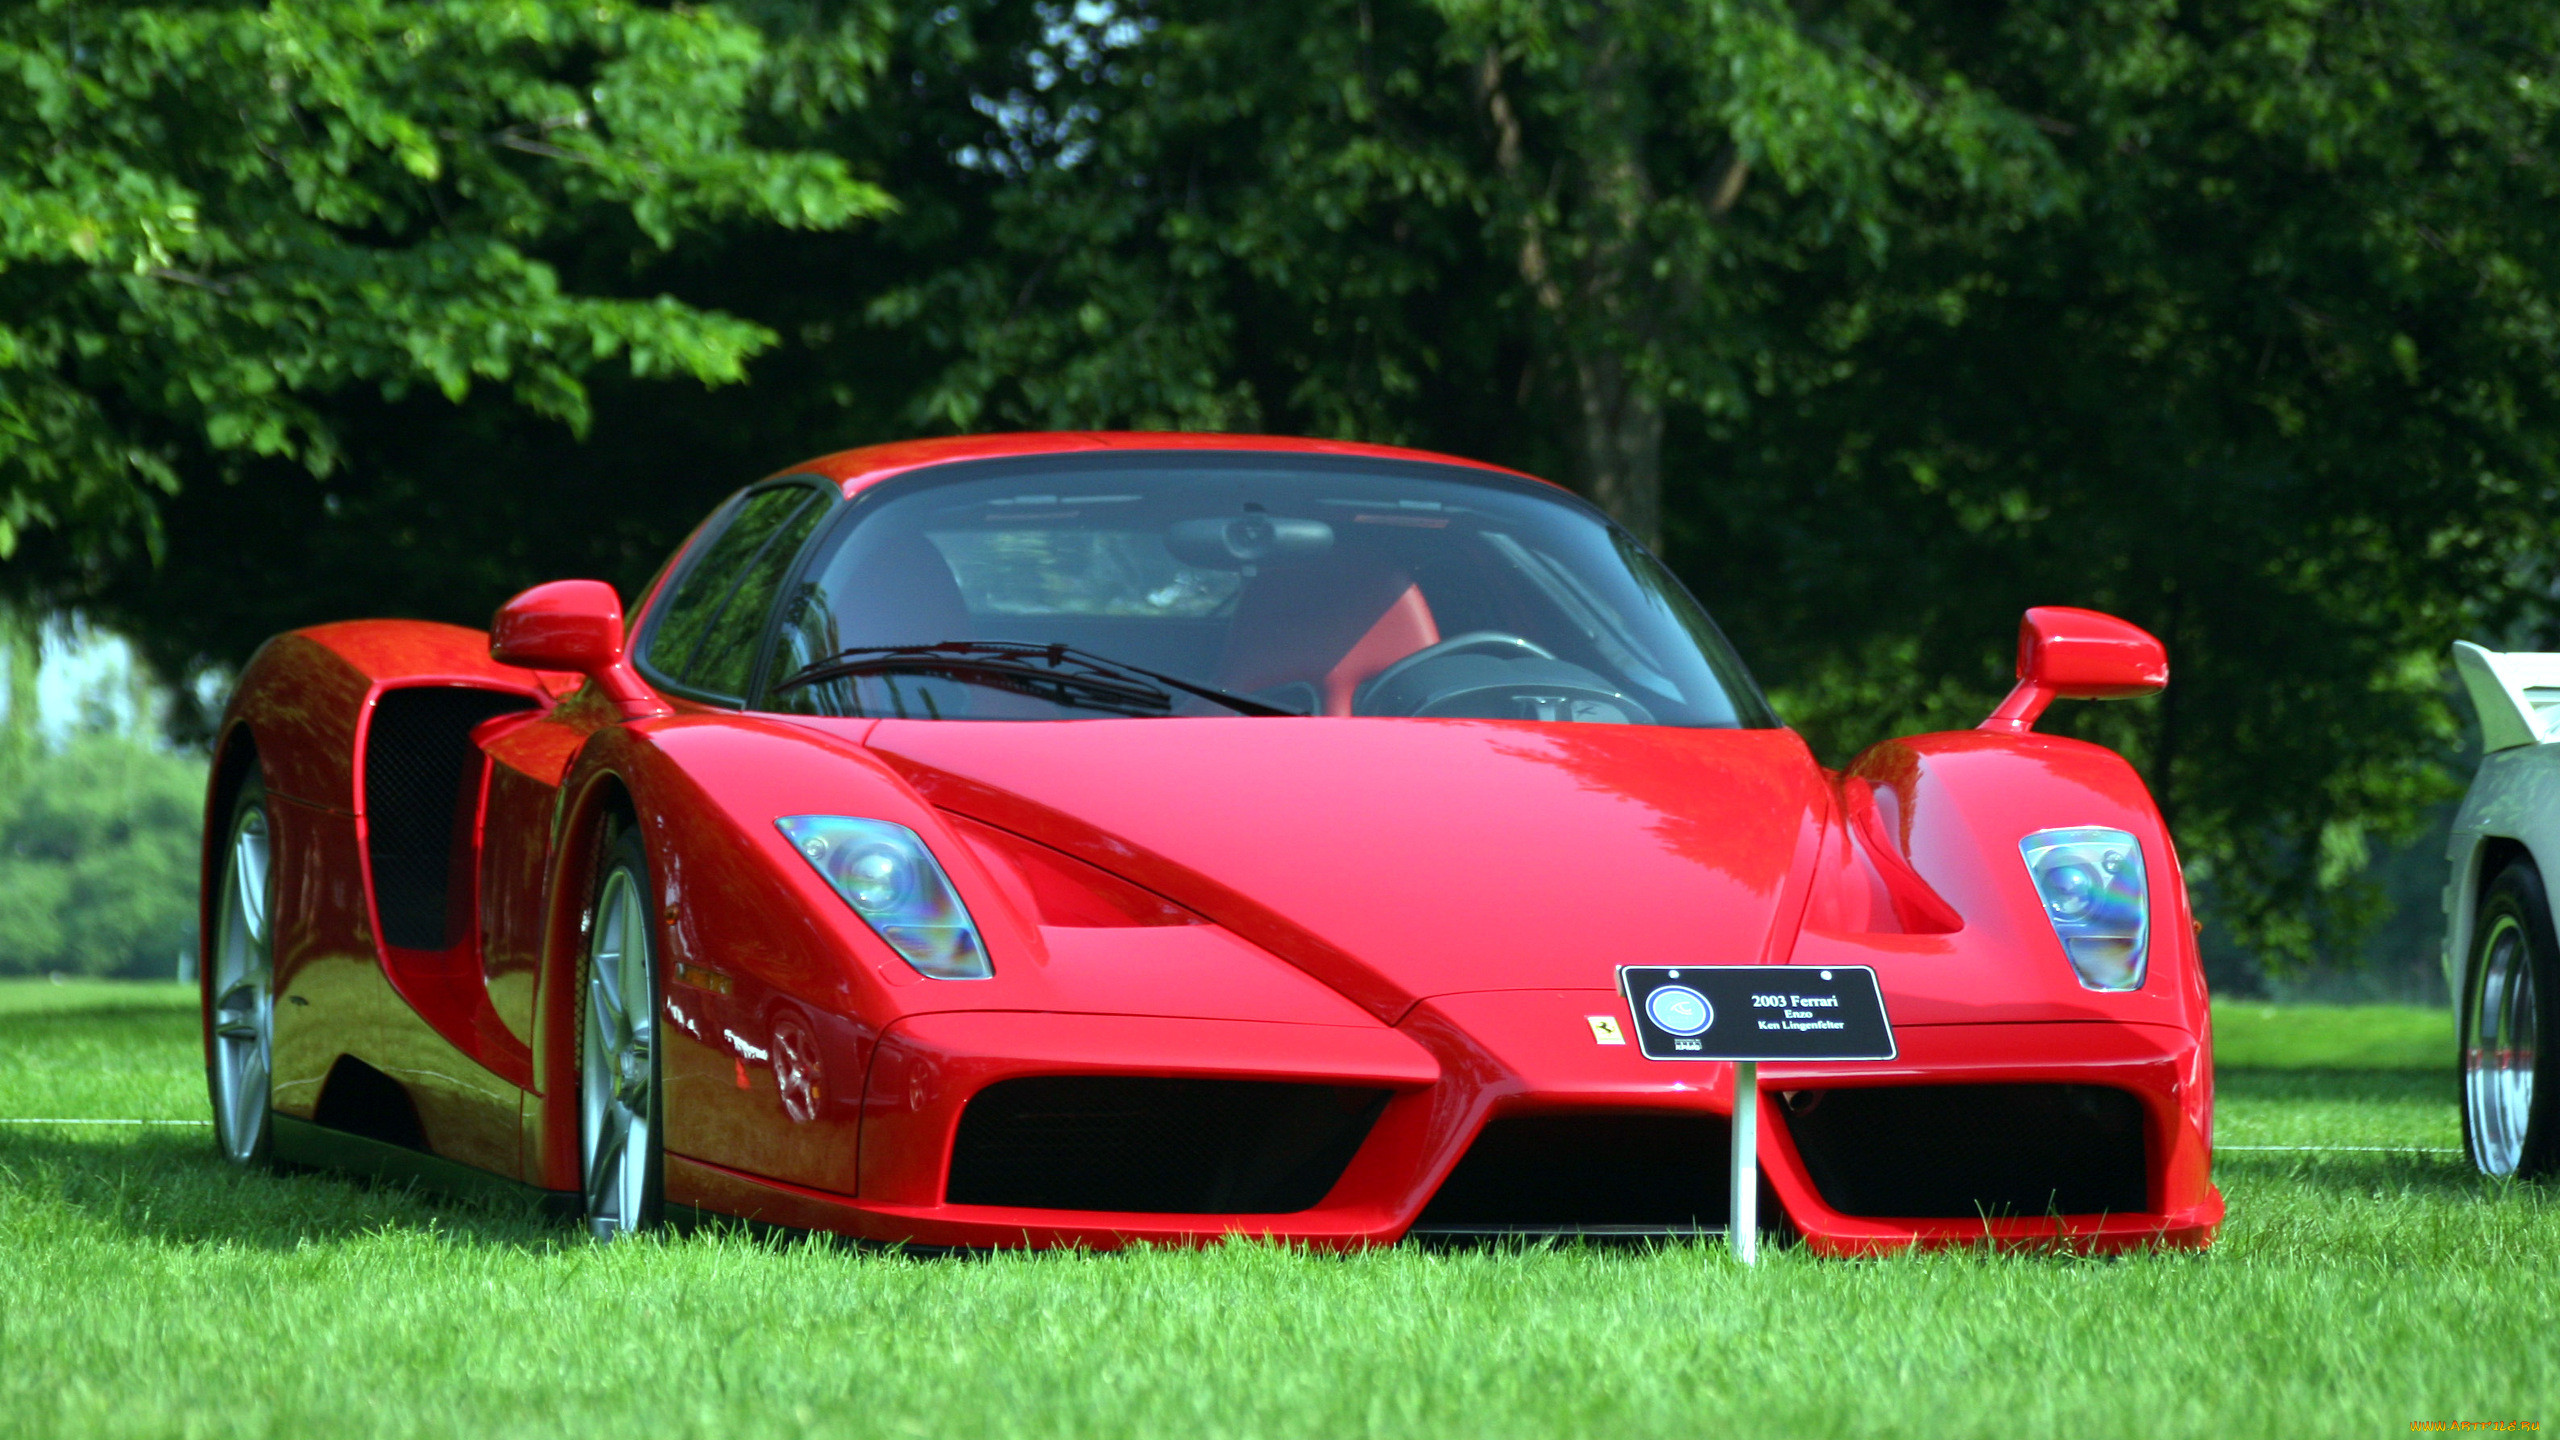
1474,27,1669,551
1570,348,1663,549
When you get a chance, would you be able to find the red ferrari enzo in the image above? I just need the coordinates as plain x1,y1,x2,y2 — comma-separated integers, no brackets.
200,432,2220,1253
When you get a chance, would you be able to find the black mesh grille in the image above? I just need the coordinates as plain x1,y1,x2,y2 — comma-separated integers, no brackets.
362,687,533,950
1413,1112,1731,1234
947,1077,1387,1213
1781,1083,2149,1219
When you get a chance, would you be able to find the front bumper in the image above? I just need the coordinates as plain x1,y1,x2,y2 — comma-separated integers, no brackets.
661,995,2220,1252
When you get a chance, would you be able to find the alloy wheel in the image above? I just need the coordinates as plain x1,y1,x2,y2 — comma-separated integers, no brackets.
210,802,274,1164
2466,911,2540,1178
581,864,658,1238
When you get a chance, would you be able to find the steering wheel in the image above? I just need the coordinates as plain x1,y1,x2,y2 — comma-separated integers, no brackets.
1353,632,1554,714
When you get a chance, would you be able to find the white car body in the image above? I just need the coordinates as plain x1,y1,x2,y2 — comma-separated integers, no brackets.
2445,642,2560,991
2445,640,2560,1175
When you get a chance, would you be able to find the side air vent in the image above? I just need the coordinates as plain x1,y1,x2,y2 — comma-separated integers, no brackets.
1413,1112,1731,1236
313,1054,428,1151
362,687,534,950
1781,1083,2149,1219
947,1077,1387,1213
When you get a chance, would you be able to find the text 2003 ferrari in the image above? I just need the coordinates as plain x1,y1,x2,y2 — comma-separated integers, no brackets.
201,432,2220,1252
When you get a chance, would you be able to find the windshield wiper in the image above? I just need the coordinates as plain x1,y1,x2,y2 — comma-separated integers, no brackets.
773,641,1300,718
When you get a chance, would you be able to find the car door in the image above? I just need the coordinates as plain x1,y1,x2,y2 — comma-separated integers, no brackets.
476,480,839,1139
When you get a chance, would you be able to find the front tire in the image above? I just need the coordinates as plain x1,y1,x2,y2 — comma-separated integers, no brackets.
2461,860,2560,1178
581,822,665,1238
207,778,275,1166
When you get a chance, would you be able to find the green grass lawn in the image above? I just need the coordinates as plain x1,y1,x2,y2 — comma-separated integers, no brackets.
2210,1000,2454,1071
0,982,2547,1439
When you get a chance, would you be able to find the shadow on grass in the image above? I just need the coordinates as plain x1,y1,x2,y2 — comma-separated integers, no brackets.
0,1125,899,1263
0,1030,2519,1255
2211,1148,2503,1201
0,1126,575,1252
2210,1066,2493,1201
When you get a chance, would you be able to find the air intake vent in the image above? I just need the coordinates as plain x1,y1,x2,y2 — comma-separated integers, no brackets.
1781,1083,2149,1218
313,1054,427,1151
1413,1112,1731,1235
362,687,534,950
947,1077,1386,1213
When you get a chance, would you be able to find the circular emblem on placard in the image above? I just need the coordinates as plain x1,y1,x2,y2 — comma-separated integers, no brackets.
1645,985,1713,1037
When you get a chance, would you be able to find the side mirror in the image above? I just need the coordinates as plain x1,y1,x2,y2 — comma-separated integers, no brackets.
490,580,662,716
1979,606,2167,734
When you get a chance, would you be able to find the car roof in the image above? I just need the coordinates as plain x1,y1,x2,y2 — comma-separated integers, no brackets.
775,432,1553,498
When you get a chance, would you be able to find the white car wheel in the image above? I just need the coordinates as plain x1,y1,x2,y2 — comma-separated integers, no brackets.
2462,861,2557,1179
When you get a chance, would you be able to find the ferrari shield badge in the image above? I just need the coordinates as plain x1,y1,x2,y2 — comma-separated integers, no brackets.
1585,1015,1627,1045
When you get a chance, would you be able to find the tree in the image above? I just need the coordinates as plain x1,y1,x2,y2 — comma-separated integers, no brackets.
16,0,2560,969
866,0,2560,960
1684,0,2560,959
874,0,2070,548
0,734,206,977
0,0,890,568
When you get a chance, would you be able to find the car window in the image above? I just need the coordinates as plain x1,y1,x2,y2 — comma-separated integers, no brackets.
756,454,1773,728
643,485,830,698
932,529,1243,618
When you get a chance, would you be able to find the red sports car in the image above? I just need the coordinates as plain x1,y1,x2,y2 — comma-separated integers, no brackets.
200,432,2220,1252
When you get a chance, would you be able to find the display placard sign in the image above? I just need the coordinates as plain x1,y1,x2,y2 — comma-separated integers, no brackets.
1616,965,1896,1062
1614,965,1895,1267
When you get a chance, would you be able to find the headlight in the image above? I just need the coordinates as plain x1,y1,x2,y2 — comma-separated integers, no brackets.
776,816,992,980
2018,826,2148,991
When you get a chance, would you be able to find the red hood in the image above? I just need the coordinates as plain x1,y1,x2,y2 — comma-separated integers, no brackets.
865,719,1831,1020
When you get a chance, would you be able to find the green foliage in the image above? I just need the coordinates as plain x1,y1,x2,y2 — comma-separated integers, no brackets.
1695,0,2560,963
9,0,2559,973
0,737,206,977
864,0,2560,967
872,0,2075,542
0,0,890,562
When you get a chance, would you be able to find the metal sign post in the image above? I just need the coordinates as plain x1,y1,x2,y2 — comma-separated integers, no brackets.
1616,965,1896,1266
1730,1059,1758,1264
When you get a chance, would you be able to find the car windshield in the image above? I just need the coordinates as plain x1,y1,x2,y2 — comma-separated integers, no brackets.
755,453,1773,727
